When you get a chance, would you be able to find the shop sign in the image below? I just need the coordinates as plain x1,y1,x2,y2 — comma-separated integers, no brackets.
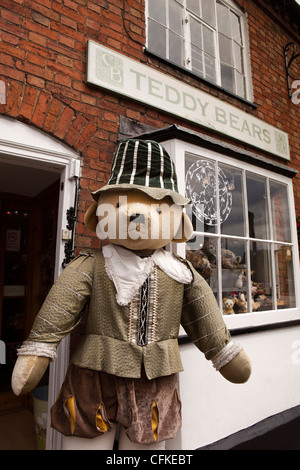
87,41,290,160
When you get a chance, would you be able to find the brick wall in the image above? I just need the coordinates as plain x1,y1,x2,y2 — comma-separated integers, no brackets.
0,0,299,250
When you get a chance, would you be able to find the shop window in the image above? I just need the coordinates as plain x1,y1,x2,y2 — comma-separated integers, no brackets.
165,140,299,330
146,0,252,101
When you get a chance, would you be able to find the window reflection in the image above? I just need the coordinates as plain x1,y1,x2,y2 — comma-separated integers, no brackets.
250,241,273,311
219,163,245,237
270,181,291,243
275,245,295,309
186,235,219,304
246,173,270,240
220,238,247,314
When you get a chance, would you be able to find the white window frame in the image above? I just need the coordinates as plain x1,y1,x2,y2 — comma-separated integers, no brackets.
162,138,300,332
145,0,253,102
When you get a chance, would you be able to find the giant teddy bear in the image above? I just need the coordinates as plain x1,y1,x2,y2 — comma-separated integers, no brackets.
12,139,251,450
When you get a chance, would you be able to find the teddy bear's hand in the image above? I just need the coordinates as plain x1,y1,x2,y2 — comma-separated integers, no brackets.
11,355,50,396
218,350,251,384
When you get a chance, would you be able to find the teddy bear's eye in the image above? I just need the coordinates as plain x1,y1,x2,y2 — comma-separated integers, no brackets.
116,202,122,208
156,208,162,214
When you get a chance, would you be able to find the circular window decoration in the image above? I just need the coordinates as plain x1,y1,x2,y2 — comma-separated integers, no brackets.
186,160,232,226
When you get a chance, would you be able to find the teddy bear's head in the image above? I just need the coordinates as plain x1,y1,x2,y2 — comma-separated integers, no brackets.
84,139,194,251
223,298,235,315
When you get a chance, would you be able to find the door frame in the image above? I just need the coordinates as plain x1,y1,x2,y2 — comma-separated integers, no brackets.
0,116,81,450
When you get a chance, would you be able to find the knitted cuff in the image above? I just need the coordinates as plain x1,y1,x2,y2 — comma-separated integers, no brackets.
17,341,57,361
212,341,243,371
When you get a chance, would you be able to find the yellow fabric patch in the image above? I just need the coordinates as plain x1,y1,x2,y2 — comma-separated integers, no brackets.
152,401,158,441
96,405,110,433
66,396,76,435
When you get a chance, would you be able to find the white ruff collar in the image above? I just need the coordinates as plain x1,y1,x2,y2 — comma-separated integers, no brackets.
102,244,192,305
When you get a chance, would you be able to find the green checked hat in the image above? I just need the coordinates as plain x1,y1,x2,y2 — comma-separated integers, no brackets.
92,139,189,206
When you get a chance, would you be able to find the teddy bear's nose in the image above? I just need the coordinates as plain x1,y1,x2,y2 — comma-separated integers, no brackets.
129,213,145,224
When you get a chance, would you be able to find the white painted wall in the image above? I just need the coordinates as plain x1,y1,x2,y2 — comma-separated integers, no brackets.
166,325,300,449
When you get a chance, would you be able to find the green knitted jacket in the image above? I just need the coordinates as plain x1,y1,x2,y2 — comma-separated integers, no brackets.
23,248,232,379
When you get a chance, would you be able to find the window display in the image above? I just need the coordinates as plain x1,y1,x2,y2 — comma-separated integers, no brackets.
184,153,297,316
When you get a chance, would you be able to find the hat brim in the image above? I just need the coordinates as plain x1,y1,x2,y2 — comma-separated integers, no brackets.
92,183,189,206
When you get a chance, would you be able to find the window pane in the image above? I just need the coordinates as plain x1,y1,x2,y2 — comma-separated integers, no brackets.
186,235,219,302
246,173,270,240
220,63,234,93
187,0,200,17
275,245,295,309
236,71,245,98
219,164,245,237
169,31,183,66
250,241,273,311
190,16,202,49
233,42,243,72
185,156,218,234
221,238,248,314
203,24,215,57
231,11,242,44
270,181,292,242
201,0,215,26
204,53,216,81
191,46,204,75
148,0,166,24
217,0,231,36
219,33,233,65
169,0,183,34
148,20,166,56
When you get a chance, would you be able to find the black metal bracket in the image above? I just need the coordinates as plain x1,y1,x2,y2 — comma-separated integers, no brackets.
284,42,300,98
62,176,79,268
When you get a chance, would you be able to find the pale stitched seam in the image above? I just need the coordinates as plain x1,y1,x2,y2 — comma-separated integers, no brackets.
44,299,74,317
184,278,204,291
38,317,63,331
183,291,211,307
128,299,134,343
149,267,158,343
193,326,226,344
182,307,219,327
67,266,93,282
57,283,85,298
30,329,60,340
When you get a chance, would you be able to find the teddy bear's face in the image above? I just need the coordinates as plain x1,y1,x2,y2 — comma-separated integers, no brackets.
95,190,185,251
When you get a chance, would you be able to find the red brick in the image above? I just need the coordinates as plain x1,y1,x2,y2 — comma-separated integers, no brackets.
74,122,97,151
32,12,50,27
1,9,21,25
55,107,75,139
32,91,52,127
28,31,47,47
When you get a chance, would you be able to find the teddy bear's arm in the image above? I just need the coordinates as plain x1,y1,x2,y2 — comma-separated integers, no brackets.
181,267,251,383
17,252,94,359
12,253,94,396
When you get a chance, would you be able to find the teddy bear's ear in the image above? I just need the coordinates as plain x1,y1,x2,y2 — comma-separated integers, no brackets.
84,202,98,232
173,212,194,244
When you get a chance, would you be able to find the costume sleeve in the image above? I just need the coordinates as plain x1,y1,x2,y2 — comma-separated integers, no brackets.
181,263,242,369
17,252,94,361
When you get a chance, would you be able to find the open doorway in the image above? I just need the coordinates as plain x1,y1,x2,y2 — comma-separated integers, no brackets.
0,116,81,450
0,162,60,449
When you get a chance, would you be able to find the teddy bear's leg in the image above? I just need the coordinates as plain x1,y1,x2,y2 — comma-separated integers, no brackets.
61,429,117,450
118,425,166,450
